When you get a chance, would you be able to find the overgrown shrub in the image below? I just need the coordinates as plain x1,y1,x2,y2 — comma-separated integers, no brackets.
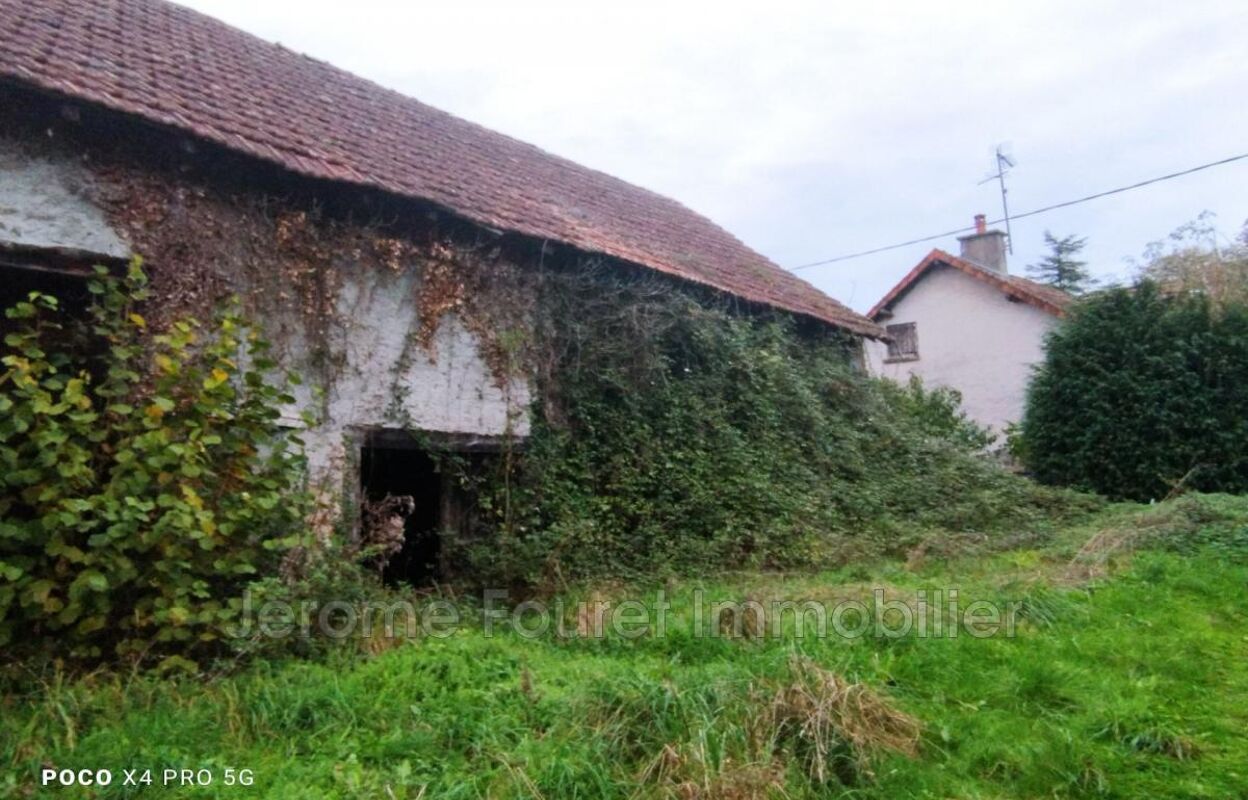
459,268,1095,585
0,261,312,663
877,375,995,451
1021,281,1248,501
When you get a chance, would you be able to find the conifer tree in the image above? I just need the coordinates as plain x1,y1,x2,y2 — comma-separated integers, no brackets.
1027,231,1093,293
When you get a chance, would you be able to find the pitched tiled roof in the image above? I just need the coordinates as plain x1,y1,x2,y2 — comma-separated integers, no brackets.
868,249,1073,320
0,0,882,338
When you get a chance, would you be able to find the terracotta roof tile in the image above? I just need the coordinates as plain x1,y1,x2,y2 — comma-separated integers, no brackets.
868,249,1073,320
0,0,881,337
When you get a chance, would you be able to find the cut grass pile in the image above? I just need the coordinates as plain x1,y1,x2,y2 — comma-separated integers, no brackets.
3,494,1248,798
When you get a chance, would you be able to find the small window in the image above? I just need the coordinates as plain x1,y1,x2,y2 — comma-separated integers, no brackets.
885,322,918,361
0,256,95,339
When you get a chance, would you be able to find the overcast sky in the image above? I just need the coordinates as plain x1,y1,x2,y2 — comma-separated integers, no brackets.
180,0,1247,312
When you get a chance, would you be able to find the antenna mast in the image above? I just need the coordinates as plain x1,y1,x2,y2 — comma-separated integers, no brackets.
980,145,1016,253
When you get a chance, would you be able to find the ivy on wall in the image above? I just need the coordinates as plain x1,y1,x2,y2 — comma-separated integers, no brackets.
96,170,537,398
454,266,1097,587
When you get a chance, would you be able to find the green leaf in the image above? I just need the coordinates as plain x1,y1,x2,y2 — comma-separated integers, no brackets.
76,615,107,635
26,579,55,604
78,570,109,593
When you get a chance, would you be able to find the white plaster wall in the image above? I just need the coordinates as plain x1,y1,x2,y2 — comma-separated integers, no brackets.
0,139,531,490
0,139,131,257
291,266,531,480
865,264,1058,432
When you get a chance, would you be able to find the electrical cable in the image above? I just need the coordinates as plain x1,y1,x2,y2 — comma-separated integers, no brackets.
790,152,1248,271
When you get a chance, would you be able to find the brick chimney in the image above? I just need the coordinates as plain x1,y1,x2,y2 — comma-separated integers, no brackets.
957,214,1008,274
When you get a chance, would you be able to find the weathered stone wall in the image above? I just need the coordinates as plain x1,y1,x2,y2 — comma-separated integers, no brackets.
286,263,530,490
0,132,531,507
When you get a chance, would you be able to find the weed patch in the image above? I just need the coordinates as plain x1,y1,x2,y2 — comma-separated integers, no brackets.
769,655,921,784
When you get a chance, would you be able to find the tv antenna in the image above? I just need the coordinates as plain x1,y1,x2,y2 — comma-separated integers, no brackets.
979,145,1016,253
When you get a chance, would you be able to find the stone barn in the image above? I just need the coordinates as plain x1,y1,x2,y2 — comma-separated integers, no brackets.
0,0,880,581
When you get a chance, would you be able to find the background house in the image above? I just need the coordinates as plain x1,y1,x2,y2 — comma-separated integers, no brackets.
865,216,1071,433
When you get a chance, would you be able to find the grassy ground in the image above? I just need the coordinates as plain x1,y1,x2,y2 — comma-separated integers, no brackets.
4,495,1248,799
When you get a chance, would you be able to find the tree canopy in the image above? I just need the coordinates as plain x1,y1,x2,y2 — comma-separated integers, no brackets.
1135,213,1248,312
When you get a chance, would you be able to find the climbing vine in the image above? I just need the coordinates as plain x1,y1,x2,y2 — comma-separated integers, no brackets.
0,261,311,664
454,266,1100,588
97,168,535,398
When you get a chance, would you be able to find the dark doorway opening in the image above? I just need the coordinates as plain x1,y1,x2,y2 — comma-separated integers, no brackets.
359,444,443,587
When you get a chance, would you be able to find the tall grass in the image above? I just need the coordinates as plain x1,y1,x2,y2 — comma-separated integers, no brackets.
3,495,1248,798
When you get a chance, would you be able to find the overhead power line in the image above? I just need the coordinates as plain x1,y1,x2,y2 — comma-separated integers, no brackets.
790,151,1248,271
